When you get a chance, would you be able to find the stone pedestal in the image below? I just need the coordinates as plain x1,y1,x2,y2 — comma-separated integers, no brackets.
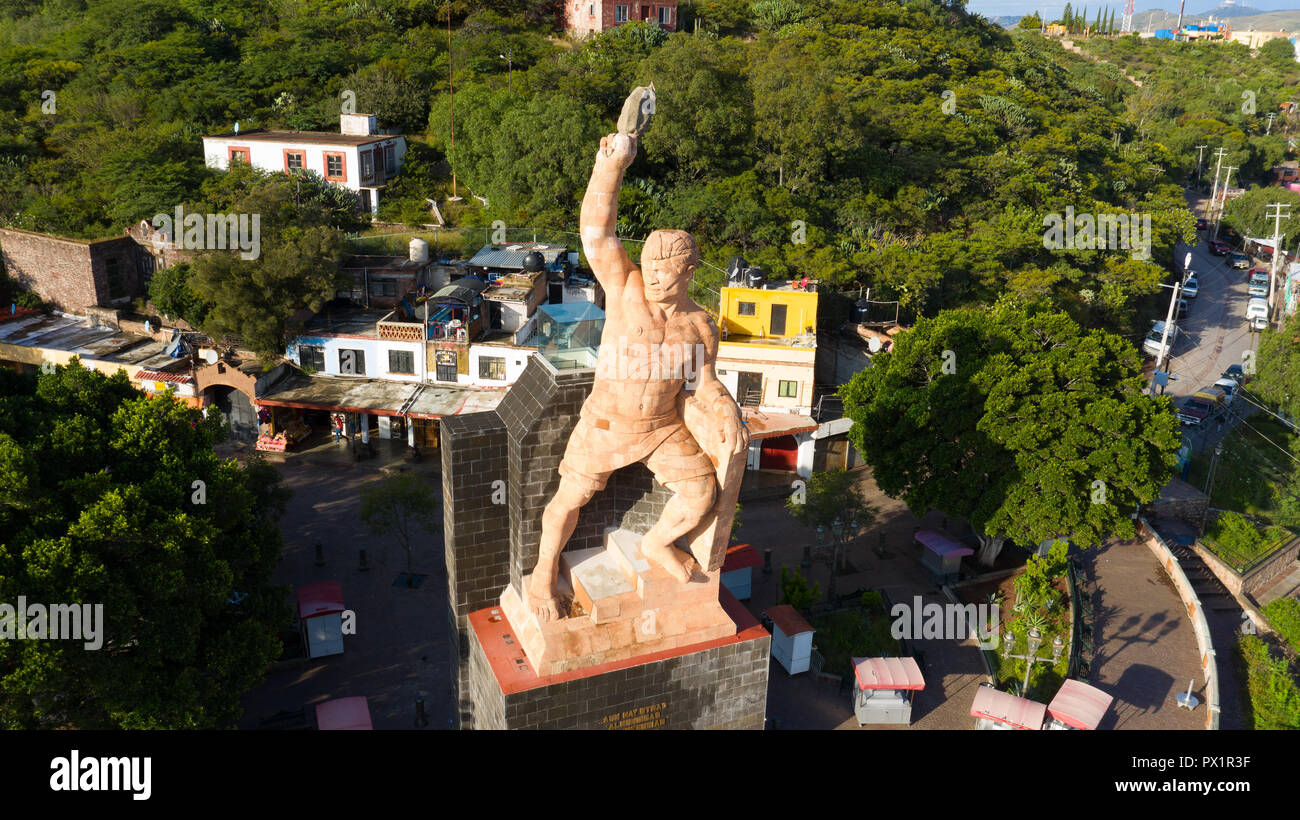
467,586,769,730
499,527,737,676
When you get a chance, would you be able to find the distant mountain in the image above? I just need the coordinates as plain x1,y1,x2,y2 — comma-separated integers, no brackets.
992,14,1024,28
1196,1,1263,17
1125,7,1300,31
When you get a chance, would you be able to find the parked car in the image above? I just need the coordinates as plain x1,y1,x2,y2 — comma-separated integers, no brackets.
1181,275,1199,298
1192,385,1227,408
1176,298,1189,320
1221,226,1242,244
1222,364,1247,383
1247,297,1268,331
1248,272,1269,297
1214,378,1239,406
1248,266,1269,280
1177,397,1217,425
1143,321,1180,357
1208,239,1230,255
1196,217,1209,230
1229,251,1251,269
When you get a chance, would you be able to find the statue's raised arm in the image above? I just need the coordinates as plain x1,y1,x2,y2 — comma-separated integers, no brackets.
579,85,656,292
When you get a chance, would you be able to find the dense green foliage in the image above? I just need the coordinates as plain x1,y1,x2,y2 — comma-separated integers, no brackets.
1238,634,1300,730
0,360,291,728
1,0,1204,337
1204,511,1291,570
841,302,1180,559
1262,597,1300,656
1081,34,1300,189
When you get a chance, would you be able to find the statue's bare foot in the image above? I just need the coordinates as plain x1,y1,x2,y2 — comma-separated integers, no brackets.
528,577,562,622
640,540,694,584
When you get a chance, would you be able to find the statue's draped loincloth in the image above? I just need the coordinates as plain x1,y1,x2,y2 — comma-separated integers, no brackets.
558,401,716,492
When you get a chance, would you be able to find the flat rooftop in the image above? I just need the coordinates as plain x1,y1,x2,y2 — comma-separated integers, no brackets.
203,130,394,146
299,309,393,338
0,313,177,371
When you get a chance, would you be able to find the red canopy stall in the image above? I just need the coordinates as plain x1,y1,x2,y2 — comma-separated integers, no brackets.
1045,679,1114,730
970,683,1046,730
852,656,925,725
315,696,373,730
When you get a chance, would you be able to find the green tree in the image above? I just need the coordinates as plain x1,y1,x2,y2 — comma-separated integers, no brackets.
1018,13,1042,30
358,470,440,583
185,166,352,357
146,261,209,327
841,303,1180,565
0,359,291,728
778,567,819,613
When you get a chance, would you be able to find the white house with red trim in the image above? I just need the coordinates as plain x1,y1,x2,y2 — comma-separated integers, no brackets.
565,0,678,35
201,114,407,216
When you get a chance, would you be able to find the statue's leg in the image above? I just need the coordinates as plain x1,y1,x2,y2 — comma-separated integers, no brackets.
529,475,598,622
639,475,716,584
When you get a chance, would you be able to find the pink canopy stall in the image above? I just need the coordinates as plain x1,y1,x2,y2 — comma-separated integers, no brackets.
914,529,974,584
297,581,346,659
315,697,373,730
970,683,1046,730
1045,679,1114,730
852,656,925,725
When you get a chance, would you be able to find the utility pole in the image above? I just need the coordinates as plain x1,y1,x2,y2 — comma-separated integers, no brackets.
1267,112,1277,135
1195,144,1207,185
1153,279,1182,394
1176,0,1185,34
1207,147,1227,226
1267,202,1291,322
499,48,513,90
447,1,460,202
1212,164,1236,240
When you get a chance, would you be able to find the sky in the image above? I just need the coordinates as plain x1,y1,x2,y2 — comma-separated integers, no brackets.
967,0,1300,20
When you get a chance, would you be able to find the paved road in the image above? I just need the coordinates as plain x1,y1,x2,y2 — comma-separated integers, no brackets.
1164,194,1260,404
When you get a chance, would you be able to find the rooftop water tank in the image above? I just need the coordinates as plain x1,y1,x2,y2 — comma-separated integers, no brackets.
409,238,430,264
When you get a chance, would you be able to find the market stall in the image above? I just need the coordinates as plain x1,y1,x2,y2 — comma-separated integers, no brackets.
297,581,346,660
852,656,926,725
720,543,762,601
765,604,815,675
255,404,313,452
970,682,1046,730
1045,679,1114,730
915,529,974,585
315,696,373,730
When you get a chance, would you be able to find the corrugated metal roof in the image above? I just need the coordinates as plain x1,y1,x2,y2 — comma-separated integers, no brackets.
468,243,567,270
432,276,488,303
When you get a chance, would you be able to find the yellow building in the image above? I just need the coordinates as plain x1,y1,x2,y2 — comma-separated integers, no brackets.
716,282,818,415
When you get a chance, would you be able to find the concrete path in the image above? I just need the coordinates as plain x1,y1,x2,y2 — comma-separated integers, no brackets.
1080,538,1208,729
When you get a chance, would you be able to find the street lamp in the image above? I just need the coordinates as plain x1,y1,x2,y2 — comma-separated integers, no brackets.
1001,626,1066,697
499,49,513,89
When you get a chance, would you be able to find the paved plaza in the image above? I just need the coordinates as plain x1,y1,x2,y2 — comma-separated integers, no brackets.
230,435,1220,731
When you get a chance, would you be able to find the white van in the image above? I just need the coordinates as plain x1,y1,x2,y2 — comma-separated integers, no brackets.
1143,321,1180,357
1247,298,1268,332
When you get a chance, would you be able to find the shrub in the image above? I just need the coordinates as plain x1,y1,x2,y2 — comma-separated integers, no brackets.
1238,634,1300,730
1262,598,1300,656
779,566,819,613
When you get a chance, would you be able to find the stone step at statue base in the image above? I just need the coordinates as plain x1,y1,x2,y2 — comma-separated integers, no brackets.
499,528,736,676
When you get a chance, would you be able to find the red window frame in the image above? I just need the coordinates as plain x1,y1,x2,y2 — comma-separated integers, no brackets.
283,149,306,173
323,151,347,182
227,146,251,165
